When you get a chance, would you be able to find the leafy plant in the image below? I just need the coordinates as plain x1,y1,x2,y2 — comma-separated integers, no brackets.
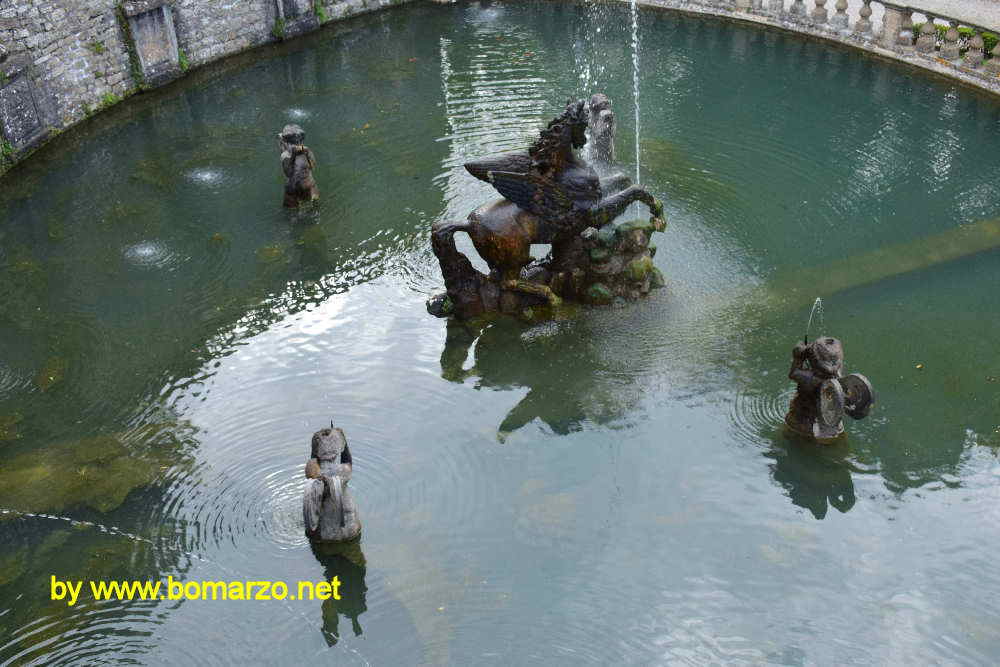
911,23,998,56
178,48,189,72
89,41,106,55
99,92,121,109
314,2,328,23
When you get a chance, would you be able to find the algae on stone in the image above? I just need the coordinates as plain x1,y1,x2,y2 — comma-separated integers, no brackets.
0,433,175,514
586,283,613,305
624,255,653,282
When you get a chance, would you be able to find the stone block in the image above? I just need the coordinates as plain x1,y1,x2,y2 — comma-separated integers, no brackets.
275,0,319,40
125,2,181,87
0,64,51,154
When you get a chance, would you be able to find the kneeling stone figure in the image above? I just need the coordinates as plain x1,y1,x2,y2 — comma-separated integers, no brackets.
785,337,875,442
279,124,319,208
304,426,361,542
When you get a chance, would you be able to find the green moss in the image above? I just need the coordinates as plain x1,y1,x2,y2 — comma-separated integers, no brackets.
650,266,667,289
178,48,189,73
314,2,329,23
616,218,656,235
115,3,146,89
625,256,653,283
586,283,613,305
272,17,286,40
99,92,121,109
89,40,106,55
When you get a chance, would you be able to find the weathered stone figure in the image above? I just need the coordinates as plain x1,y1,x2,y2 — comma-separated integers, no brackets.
428,97,665,320
279,124,319,208
303,426,361,542
785,337,875,442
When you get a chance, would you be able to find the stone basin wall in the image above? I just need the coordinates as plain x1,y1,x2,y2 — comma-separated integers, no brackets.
2,0,1000,174
0,0,412,172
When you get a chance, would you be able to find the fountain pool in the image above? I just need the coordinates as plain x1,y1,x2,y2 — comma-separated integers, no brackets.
2,1,1000,663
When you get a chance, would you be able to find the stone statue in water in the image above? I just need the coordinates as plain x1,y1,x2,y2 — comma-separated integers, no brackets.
428,96,666,321
279,124,319,208
303,426,361,542
785,337,875,442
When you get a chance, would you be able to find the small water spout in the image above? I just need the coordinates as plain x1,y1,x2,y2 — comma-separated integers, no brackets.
804,297,824,344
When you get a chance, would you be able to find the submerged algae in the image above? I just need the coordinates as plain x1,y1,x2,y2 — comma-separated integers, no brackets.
0,413,23,441
0,428,186,514
34,357,68,392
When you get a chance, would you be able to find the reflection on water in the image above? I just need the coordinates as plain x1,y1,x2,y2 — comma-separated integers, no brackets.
766,432,857,520
311,540,368,645
439,316,643,439
2,0,1000,663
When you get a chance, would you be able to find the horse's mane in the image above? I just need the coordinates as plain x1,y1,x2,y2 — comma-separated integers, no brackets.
528,100,586,170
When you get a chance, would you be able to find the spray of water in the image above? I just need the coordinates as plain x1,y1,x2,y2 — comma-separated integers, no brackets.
804,297,824,344
630,0,641,188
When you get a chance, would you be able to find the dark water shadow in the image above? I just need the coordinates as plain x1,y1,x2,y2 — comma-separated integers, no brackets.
310,539,368,646
762,426,858,520
438,315,644,440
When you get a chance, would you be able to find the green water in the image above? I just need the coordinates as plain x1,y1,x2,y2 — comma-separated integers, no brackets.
2,0,1000,663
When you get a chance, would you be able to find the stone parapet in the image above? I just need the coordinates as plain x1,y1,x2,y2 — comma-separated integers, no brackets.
625,0,1000,96
1,0,999,174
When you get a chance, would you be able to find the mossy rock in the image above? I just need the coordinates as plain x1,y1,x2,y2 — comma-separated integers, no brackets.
650,267,667,289
616,218,656,235
596,225,617,247
589,246,611,263
586,283,613,305
625,256,654,283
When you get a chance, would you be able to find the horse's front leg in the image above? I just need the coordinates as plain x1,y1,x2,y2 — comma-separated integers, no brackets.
502,278,562,307
593,185,664,226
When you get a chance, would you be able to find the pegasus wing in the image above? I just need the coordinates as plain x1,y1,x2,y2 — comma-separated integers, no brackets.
464,153,532,183
487,170,574,221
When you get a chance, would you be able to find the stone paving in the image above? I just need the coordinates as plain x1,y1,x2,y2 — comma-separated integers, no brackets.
914,0,1000,31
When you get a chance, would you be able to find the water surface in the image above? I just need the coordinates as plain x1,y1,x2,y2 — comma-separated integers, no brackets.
2,1,1000,663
